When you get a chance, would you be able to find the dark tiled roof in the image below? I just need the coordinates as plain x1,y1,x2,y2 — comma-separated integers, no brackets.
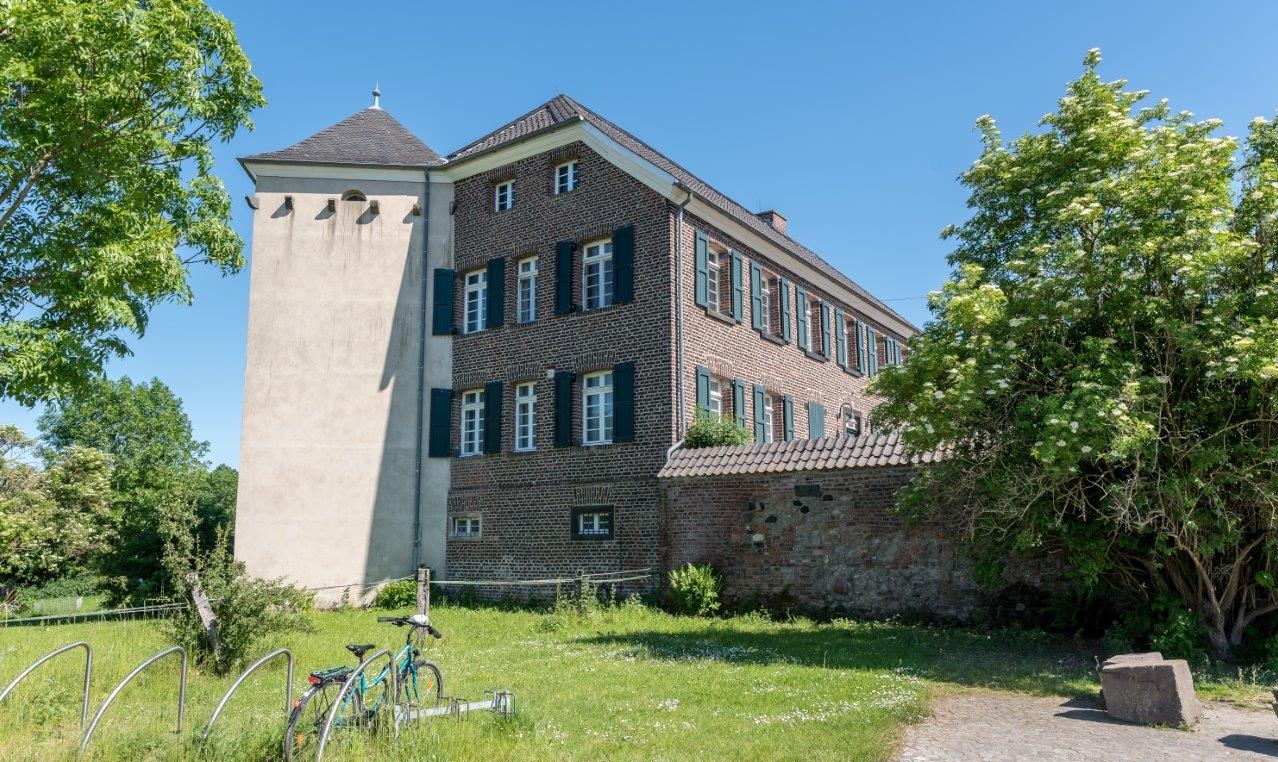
448,94,916,333
244,108,445,167
657,431,948,479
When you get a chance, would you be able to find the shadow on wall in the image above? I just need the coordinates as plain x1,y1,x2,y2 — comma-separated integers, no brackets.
363,200,426,597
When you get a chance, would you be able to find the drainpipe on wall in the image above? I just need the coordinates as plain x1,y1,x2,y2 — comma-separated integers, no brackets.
411,169,432,572
673,182,694,444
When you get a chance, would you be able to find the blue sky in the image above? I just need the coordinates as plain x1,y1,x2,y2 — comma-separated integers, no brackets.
6,0,1278,467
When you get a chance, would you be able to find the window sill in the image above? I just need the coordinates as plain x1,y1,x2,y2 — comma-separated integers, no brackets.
450,534,482,541
705,308,737,325
842,365,864,378
804,350,829,363
757,330,786,346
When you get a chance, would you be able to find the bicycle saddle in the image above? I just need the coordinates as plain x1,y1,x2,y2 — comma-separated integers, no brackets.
345,643,375,659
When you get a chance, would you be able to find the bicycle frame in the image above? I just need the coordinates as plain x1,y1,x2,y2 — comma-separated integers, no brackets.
325,628,426,725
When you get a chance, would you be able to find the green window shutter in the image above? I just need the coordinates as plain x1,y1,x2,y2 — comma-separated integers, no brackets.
696,366,711,415
613,225,635,304
486,257,505,328
779,278,792,343
820,303,832,358
730,251,743,322
555,241,575,315
731,379,746,429
554,370,575,446
855,319,868,373
483,381,503,454
752,384,766,442
867,327,879,376
694,231,709,308
796,287,809,349
782,395,794,442
431,269,455,336
749,262,763,330
835,308,847,367
613,362,635,442
428,388,454,457
808,402,825,439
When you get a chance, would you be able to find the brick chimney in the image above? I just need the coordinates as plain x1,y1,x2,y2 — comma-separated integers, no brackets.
755,209,787,234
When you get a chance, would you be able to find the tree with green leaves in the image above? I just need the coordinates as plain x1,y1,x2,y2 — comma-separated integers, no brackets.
873,50,1278,658
39,376,233,602
0,0,263,405
0,425,112,588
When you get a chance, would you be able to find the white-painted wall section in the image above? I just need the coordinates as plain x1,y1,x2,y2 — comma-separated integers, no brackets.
234,166,452,605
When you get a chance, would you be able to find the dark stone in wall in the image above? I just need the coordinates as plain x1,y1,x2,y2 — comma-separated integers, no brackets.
794,483,822,497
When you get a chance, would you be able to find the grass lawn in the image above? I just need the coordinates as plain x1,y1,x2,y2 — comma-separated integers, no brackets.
0,600,1271,761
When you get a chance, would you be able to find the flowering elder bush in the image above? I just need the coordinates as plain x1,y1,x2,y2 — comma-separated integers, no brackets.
872,50,1278,658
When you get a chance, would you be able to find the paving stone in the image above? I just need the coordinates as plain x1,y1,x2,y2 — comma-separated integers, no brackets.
897,692,1277,761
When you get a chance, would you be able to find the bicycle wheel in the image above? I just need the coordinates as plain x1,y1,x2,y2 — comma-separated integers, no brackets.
397,658,444,709
285,681,365,760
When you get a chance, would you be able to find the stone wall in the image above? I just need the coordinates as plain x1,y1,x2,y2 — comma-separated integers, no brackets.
663,465,988,620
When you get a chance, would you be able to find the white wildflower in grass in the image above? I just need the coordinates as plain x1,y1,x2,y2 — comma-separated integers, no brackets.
1081,445,1093,454
657,699,680,711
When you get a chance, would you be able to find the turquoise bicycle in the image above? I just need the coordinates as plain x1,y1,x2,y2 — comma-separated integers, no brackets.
285,614,444,759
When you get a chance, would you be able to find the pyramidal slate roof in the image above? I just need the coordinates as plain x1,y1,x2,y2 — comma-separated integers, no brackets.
657,431,949,479
448,94,914,331
243,107,444,168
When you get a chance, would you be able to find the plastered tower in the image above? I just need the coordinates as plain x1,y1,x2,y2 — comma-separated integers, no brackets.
235,102,453,604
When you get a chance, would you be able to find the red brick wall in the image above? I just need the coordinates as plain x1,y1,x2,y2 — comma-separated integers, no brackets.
673,211,907,441
662,466,989,620
444,142,673,585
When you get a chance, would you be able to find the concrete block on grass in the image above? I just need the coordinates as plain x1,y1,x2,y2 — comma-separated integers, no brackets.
1100,652,1201,727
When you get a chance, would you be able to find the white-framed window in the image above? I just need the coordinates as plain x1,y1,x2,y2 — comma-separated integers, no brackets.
706,250,722,312
582,239,614,310
555,160,578,194
838,319,848,368
762,394,775,443
708,378,723,418
517,256,538,324
495,180,514,212
802,302,814,351
451,516,481,538
515,382,536,451
573,507,613,539
759,275,772,333
463,269,487,335
460,388,485,456
582,370,614,445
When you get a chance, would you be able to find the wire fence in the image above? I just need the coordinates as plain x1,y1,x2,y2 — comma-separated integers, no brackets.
0,568,655,628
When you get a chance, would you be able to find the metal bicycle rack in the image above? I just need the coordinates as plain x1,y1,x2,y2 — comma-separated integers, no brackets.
0,641,93,728
200,647,293,756
314,647,396,762
78,645,186,759
394,688,514,725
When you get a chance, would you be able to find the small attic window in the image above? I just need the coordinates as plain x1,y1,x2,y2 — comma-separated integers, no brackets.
341,189,367,202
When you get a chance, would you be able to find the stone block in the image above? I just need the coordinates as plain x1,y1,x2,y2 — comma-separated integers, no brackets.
1100,653,1201,726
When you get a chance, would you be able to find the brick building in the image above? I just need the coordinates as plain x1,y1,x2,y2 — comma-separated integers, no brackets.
235,93,916,604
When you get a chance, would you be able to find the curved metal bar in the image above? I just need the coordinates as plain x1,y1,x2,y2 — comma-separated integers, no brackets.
199,648,294,748
314,648,395,762
0,641,93,727
78,645,186,759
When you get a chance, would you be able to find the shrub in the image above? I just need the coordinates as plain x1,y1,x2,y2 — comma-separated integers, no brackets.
683,412,751,449
374,579,418,609
164,529,311,674
668,563,723,616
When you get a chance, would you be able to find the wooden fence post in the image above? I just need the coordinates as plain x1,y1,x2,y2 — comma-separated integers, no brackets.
416,566,430,617
186,573,218,660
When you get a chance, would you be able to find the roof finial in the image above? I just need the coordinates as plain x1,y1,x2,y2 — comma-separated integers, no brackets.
371,83,381,110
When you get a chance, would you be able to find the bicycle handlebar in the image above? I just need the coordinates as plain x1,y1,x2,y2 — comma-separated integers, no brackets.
375,615,443,639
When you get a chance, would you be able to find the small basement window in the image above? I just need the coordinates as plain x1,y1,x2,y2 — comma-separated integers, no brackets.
341,189,367,202
452,515,481,538
572,506,614,540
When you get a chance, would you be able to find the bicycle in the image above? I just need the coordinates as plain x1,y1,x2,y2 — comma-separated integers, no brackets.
284,613,444,759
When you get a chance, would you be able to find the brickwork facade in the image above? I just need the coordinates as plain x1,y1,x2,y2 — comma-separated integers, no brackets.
444,142,673,584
